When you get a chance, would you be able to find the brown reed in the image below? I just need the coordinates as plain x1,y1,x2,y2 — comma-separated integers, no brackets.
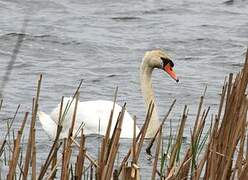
155,49,248,180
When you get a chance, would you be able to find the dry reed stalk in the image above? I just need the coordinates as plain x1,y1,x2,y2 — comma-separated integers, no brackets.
192,143,208,180
170,109,211,180
174,50,247,180
186,88,209,179
245,126,248,161
74,128,86,179
191,110,211,180
0,140,6,158
61,138,69,180
30,97,36,179
101,104,126,180
49,97,65,180
61,92,80,180
49,143,60,180
174,149,191,180
192,86,207,139
105,87,118,141
97,87,118,179
133,103,154,163
31,128,36,179
121,164,140,180
151,127,162,180
193,86,207,138
236,101,247,173
3,104,21,153
118,103,154,179
221,64,248,180
217,81,228,121
204,117,219,180
63,130,75,178
167,106,188,175
199,49,248,180
239,164,248,180
146,99,176,155
168,77,222,180
68,92,80,139
90,164,94,180
70,137,98,167
23,74,42,180
38,97,64,180
164,88,210,180
44,143,63,179
120,116,140,180
236,117,246,178
132,115,137,164
118,102,154,176
176,109,208,179
191,107,209,167
7,112,28,180
4,110,18,166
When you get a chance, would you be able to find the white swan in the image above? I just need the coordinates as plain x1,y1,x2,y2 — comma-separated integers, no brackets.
38,50,178,139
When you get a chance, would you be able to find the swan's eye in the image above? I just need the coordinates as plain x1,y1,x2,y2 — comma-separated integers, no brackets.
160,57,169,66
169,60,174,68
160,57,174,68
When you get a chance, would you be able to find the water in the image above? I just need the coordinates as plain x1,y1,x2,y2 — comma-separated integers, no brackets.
0,0,247,178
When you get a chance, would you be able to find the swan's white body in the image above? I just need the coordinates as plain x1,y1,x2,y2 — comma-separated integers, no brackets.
39,50,177,139
39,98,139,139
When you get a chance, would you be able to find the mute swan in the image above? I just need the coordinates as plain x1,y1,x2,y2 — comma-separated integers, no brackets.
38,50,178,139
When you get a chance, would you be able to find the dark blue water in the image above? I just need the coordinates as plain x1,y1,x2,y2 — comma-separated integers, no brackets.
0,0,247,178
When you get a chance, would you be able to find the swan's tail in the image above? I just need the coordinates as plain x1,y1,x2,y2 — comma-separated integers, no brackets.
38,111,57,139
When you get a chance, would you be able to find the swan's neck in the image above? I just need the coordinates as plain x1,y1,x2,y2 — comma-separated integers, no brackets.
140,58,160,138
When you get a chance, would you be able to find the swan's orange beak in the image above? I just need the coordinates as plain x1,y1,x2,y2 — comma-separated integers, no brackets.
164,65,179,82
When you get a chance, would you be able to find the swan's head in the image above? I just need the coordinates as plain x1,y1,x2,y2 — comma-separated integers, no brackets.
143,49,179,82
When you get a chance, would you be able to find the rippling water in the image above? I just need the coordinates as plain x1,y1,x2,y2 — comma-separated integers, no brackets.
0,0,247,178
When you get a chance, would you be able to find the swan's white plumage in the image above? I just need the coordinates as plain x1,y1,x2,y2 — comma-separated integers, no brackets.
39,50,177,139
39,97,140,139
38,111,58,139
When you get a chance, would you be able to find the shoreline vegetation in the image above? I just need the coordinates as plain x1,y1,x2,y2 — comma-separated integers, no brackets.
0,49,247,179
